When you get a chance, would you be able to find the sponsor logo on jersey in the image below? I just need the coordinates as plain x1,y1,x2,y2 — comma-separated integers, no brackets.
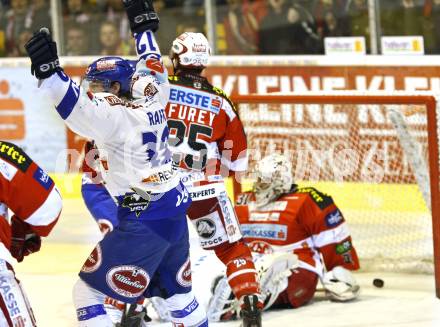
0,275,22,319
170,297,199,319
121,194,151,218
218,191,234,226
200,236,225,248
106,265,149,298
190,188,216,200
241,224,288,241
297,187,333,210
249,212,280,222
0,158,18,181
257,201,288,212
33,168,53,190
325,209,344,227
76,304,106,321
176,257,192,288
196,218,216,239
169,85,222,114
81,244,102,273
335,240,352,254
0,141,31,172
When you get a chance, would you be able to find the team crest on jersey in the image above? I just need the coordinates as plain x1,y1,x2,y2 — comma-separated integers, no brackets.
106,265,150,298
248,240,274,254
176,257,192,288
143,83,159,99
121,194,151,217
196,218,216,239
81,244,102,273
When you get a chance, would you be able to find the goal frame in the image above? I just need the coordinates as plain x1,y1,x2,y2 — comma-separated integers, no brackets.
231,93,440,298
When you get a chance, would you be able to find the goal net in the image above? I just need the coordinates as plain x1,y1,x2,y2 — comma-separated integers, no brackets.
231,92,440,296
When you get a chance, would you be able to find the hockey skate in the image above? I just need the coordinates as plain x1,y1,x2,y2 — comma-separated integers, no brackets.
240,294,262,327
116,303,151,327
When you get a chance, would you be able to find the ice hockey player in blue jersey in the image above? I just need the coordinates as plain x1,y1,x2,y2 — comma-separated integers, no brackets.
25,1,208,326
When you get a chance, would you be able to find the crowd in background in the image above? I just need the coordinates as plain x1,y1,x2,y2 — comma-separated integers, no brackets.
1,0,440,57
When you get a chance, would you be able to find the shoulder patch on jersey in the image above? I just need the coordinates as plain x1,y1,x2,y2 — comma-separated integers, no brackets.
296,187,333,210
104,95,124,106
0,141,32,172
33,168,54,190
212,86,237,113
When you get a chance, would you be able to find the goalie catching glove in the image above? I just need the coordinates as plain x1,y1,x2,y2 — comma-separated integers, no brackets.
24,27,62,80
10,215,41,262
123,0,159,34
321,266,360,302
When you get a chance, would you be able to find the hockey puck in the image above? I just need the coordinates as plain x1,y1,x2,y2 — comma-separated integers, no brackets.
373,278,384,288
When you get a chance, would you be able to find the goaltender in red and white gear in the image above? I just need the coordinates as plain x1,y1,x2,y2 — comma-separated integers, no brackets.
0,141,62,326
208,154,360,318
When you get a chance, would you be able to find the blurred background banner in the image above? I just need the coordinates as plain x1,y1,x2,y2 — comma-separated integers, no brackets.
0,66,67,172
2,57,440,173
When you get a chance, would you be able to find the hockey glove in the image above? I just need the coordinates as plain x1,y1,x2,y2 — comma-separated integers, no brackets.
123,0,160,34
321,266,360,302
10,215,42,263
24,27,62,80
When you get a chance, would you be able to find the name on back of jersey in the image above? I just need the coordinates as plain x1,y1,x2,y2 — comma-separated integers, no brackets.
169,85,223,114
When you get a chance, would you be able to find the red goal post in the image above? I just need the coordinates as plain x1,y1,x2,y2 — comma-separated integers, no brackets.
231,92,440,298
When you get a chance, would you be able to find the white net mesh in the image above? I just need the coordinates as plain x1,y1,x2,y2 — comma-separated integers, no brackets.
235,95,439,274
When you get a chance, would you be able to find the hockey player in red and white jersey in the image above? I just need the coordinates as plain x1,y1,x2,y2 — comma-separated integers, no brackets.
167,32,262,326
209,154,360,317
0,141,62,326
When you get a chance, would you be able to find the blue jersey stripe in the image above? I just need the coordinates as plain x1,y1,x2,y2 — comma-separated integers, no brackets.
76,304,106,321
56,79,79,119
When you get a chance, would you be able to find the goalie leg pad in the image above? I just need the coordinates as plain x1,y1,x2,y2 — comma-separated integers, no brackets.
254,252,299,310
73,278,113,326
165,292,208,327
0,260,36,326
275,268,318,308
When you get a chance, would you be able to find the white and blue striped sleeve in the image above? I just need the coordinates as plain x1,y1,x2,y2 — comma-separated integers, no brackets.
40,71,122,141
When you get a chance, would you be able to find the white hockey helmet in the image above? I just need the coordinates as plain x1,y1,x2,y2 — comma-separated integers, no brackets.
170,32,211,70
253,154,294,207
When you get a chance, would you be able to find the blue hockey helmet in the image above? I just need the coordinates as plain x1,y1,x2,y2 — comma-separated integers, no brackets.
84,56,136,94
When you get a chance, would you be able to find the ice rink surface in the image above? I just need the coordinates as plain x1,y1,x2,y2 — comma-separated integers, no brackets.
14,199,440,327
